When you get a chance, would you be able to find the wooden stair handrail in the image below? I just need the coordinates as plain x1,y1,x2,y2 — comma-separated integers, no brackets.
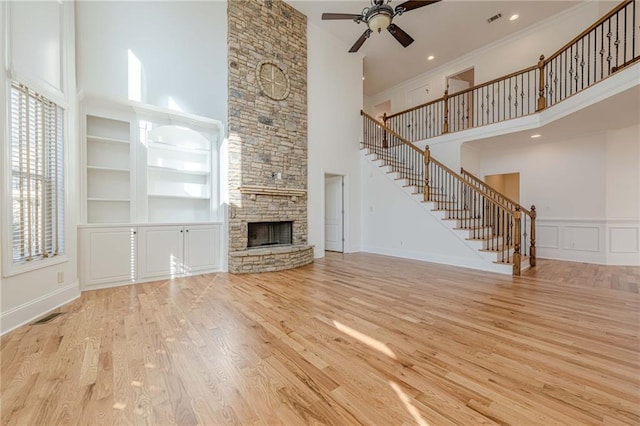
361,110,423,155
386,98,444,120
461,167,532,216
428,156,516,214
362,112,517,215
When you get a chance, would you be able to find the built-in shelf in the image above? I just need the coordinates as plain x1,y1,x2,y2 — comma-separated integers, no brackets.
87,135,130,145
85,114,133,224
88,197,131,202
144,123,213,222
82,97,220,225
87,166,130,172
148,194,210,200
147,165,208,176
148,140,209,155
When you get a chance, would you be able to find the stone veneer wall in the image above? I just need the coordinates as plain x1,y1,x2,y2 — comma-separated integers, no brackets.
227,0,312,273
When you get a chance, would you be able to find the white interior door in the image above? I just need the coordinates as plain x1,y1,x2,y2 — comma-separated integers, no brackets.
325,175,344,253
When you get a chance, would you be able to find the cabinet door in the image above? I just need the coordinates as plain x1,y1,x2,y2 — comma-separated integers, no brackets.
137,226,184,280
79,227,136,287
184,225,220,273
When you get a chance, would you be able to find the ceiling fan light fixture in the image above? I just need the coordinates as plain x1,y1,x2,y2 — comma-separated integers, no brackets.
368,12,392,33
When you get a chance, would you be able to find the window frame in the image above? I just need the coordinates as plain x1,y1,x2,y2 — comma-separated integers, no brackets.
2,79,69,277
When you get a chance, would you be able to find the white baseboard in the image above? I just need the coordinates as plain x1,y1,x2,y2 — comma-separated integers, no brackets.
1,281,80,336
81,268,223,292
361,245,512,275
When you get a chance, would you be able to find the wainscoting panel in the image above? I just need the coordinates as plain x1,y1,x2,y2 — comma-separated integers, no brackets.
609,227,639,253
537,225,559,249
607,225,640,265
536,218,640,265
536,219,639,265
563,226,600,252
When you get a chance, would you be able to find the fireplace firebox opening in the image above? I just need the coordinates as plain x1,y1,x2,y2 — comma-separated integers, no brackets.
248,221,293,249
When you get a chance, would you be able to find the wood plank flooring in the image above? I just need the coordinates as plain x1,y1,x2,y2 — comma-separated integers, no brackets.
1,254,639,425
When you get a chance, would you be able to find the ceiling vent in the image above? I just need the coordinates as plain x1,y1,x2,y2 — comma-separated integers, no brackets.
487,13,502,23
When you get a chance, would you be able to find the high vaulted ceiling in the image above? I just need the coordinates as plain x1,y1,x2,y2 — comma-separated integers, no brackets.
289,0,588,95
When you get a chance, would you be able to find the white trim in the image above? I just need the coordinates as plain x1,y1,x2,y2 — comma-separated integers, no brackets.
2,82,68,278
0,281,80,336
77,221,224,229
2,255,69,278
80,92,223,131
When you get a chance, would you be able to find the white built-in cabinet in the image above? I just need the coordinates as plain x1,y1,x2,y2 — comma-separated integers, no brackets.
79,96,224,289
137,224,220,280
78,226,136,287
79,223,221,289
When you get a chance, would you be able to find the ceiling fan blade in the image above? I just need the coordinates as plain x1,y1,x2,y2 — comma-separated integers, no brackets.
388,24,414,48
349,29,373,53
394,0,441,13
322,13,362,20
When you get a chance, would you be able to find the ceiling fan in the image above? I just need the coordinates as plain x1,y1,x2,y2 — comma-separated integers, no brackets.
322,0,441,53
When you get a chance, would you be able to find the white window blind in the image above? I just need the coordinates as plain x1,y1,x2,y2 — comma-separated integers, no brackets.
10,81,65,265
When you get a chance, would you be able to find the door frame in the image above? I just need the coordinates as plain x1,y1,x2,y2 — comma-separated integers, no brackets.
323,172,346,254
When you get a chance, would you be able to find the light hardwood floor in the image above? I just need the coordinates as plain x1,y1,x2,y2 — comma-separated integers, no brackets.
1,254,639,425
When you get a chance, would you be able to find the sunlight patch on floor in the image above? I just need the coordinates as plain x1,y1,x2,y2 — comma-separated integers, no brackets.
390,381,430,426
333,320,397,360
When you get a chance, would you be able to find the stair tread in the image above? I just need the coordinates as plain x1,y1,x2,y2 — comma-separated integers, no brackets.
440,216,482,221
453,226,492,230
479,246,514,253
466,235,505,241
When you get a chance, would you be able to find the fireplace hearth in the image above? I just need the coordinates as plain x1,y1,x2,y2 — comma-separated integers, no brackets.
248,221,293,249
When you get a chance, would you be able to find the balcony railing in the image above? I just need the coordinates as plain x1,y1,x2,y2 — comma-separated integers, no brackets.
383,0,639,142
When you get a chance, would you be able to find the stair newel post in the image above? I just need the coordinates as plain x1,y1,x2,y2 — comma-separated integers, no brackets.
529,205,537,267
423,147,431,202
443,90,450,134
513,208,522,276
382,112,388,148
536,55,547,112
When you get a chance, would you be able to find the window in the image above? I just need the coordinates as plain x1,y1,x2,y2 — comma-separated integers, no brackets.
9,81,64,266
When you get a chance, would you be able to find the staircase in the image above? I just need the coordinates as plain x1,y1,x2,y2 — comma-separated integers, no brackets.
361,111,536,276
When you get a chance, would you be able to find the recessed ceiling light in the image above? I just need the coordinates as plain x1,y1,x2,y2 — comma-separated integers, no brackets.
362,76,365,80
427,55,435,61
510,14,519,21
531,134,541,139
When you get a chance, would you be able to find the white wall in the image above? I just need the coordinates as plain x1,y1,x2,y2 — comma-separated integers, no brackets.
75,1,227,121
367,2,602,115
475,125,640,265
1,1,79,334
307,22,363,257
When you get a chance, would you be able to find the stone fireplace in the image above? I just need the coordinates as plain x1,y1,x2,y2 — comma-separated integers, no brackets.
227,0,313,273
